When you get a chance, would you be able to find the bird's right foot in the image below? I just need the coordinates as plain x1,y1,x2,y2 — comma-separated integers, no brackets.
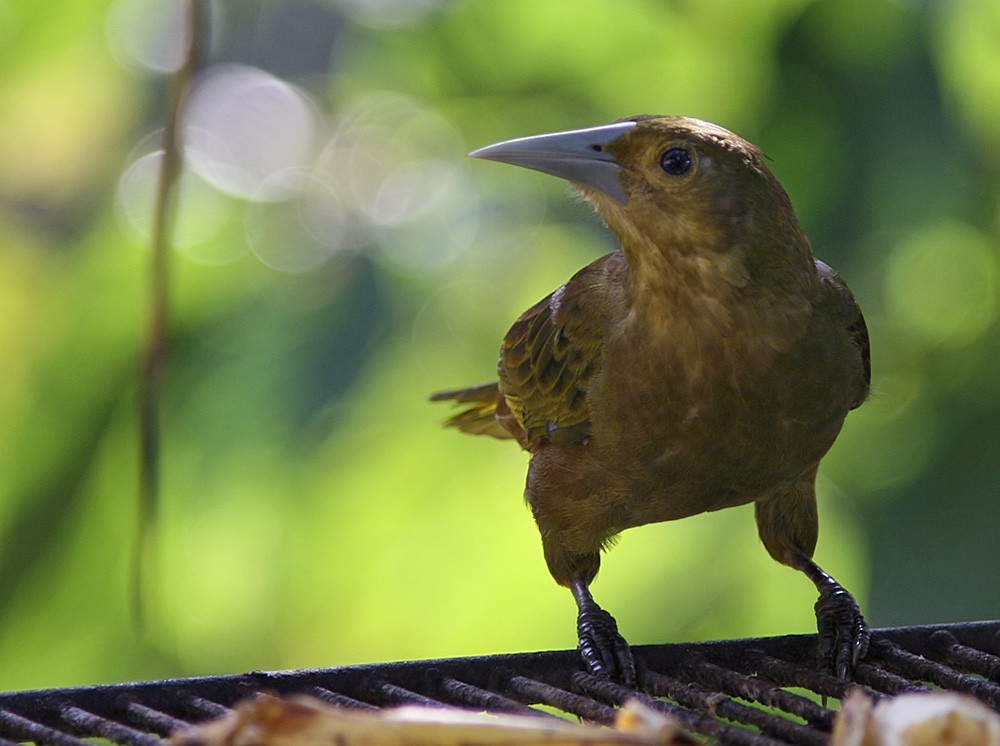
796,552,870,679
815,583,870,679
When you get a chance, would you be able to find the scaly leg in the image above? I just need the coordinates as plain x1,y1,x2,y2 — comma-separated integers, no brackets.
570,576,636,686
795,551,870,679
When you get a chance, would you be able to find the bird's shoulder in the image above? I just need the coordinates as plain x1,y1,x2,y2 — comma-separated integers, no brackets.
499,251,624,447
815,259,871,407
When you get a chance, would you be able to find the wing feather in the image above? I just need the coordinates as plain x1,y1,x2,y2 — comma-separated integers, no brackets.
815,259,871,409
499,252,622,447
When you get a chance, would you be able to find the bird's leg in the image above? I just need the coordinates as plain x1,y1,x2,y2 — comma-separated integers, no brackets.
755,480,868,678
795,551,870,679
570,576,636,686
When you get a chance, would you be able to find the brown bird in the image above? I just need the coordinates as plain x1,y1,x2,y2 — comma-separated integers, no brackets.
432,116,871,684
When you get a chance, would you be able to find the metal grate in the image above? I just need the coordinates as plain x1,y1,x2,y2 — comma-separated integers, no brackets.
1,621,999,745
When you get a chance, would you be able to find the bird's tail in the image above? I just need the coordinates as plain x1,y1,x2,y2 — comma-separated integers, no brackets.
430,382,514,440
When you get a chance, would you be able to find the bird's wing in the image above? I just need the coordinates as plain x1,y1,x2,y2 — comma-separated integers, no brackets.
815,259,871,409
500,252,622,447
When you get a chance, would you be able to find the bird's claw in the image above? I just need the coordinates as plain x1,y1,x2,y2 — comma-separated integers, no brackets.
815,585,869,679
577,605,637,686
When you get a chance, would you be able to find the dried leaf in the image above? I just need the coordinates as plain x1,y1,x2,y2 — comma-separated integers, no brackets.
170,693,698,746
833,690,1000,746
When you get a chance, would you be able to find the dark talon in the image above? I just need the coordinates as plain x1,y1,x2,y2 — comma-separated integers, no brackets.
815,584,870,679
577,604,636,686
795,553,869,678
571,576,637,686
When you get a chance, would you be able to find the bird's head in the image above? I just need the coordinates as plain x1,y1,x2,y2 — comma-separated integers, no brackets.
471,116,813,291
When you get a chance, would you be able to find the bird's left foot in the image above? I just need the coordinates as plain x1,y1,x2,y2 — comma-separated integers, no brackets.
577,603,637,686
570,576,636,686
815,583,870,679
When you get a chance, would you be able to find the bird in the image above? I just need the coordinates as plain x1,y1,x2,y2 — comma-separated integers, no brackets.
431,115,871,685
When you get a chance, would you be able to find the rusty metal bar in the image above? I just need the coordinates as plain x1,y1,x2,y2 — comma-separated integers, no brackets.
640,669,826,746
502,673,618,723
852,660,928,696
571,671,788,746
927,629,1000,683
308,686,378,710
366,680,444,708
0,622,997,746
61,705,162,746
124,701,191,735
744,649,858,702
0,709,91,746
682,655,834,729
432,674,548,716
873,639,1000,708
180,696,230,719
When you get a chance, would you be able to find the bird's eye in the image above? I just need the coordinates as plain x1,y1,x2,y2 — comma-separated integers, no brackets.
660,147,692,176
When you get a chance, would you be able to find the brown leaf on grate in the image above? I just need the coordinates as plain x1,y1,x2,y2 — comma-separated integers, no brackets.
833,689,1000,746
169,694,698,746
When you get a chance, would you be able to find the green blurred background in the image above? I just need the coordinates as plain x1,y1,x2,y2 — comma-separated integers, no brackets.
1,0,998,691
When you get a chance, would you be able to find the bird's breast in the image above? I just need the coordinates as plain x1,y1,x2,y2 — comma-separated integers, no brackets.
588,299,855,524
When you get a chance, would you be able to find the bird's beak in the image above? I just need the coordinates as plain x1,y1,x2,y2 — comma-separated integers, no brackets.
470,121,636,205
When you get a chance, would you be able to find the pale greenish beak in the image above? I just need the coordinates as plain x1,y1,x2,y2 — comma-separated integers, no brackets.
470,121,636,204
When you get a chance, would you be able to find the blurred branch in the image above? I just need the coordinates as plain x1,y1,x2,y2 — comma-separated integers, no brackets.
135,0,207,629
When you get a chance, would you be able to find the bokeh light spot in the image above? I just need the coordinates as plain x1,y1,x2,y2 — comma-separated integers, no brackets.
329,0,444,29
824,372,938,496
185,64,321,201
106,0,220,74
116,151,243,263
885,221,1000,348
310,92,477,274
244,170,361,273
935,0,1000,162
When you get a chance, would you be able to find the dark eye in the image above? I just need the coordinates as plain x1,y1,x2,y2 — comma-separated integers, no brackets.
660,147,692,176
